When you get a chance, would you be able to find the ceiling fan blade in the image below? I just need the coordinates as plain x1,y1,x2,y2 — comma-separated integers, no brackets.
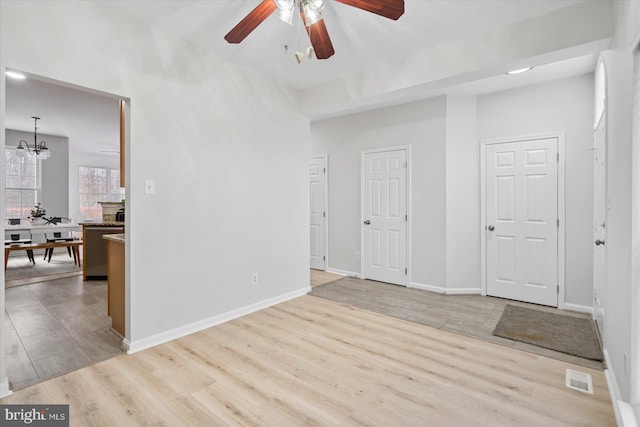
334,0,404,20
224,0,278,44
305,19,335,60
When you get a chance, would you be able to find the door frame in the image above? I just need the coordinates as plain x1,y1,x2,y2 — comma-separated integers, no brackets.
360,145,412,285
479,133,566,308
310,154,329,271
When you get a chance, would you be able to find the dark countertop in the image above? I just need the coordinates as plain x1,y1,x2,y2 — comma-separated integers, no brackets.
80,222,125,227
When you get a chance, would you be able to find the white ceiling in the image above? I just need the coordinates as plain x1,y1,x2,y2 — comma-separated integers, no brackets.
5,0,599,154
95,0,587,90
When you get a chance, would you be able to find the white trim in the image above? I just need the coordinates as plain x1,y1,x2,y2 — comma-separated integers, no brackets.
310,154,329,271
604,349,639,427
123,286,310,354
409,282,446,294
326,268,359,278
409,282,481,295
360,144,412,286
0,377,12,398
564,303,594,315
479,132,566,308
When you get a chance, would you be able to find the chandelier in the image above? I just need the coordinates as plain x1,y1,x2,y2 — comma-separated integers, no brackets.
17,116,51,160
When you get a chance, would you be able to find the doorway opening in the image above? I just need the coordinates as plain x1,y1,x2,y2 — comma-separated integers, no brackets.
2,69,130,391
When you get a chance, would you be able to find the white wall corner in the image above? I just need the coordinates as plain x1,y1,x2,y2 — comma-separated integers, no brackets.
125,286,310,354
0,376,12,399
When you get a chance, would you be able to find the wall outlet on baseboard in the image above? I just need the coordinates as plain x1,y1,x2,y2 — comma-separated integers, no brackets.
251,273,258,285
355,251,360,260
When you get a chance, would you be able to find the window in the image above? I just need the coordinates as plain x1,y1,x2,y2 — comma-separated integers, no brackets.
79,167,124,220
5,148,39,220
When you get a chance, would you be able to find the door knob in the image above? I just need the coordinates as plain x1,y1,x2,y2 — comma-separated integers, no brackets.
595,239,605,246
363,220,371,225
487,225,495,231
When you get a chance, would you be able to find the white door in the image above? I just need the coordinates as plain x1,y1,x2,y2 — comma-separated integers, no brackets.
486,138,558,306
310,156,326,270
363,149,407,286
593,112,607,335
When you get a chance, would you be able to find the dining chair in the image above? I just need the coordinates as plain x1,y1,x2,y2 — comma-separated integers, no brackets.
43,217,75,262
4,219,35,264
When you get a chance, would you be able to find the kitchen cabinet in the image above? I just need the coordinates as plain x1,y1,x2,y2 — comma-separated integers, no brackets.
105,234,125,336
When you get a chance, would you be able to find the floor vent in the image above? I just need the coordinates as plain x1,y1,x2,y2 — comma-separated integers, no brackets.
565,369,593,394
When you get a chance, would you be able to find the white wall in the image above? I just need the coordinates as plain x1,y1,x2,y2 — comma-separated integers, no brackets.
597,0,640,412
311,97,447,286
0,0,309,355
445,96,479,291
6,129,69,220
477,74,595,308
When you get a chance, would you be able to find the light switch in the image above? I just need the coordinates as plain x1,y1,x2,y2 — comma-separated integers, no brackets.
144,179,155,195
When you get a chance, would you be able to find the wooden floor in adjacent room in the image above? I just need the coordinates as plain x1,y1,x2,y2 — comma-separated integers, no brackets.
2,282,615,426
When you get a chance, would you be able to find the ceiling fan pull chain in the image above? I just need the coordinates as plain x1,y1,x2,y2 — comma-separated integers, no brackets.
295,0,304,63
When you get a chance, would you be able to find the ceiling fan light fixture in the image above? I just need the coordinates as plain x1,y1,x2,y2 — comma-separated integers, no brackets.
275,0,295,24
300,0,323,26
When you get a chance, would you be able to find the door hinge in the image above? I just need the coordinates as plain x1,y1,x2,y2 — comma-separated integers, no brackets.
323,167,326,173
557,219,559,228
404,161,408,168
557,153,559,162
323,256,326,261
405,268,408,275
405,214,407,221
557,285,560,294
323,211,326,218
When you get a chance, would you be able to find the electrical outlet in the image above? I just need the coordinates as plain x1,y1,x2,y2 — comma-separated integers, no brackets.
251,273,258,285
355,251,360,260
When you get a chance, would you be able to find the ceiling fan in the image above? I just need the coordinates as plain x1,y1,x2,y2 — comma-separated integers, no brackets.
224,0,405,60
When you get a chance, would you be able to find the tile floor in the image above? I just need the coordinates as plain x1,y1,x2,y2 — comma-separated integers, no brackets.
5,275,124,390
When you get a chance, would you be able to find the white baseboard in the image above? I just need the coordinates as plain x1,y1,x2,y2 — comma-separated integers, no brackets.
445,287,482,295
604,349,638,427
409,282,481,295
564,303,594,315
124,286,310,354
326,268,360,278
409,282,446,293
0,376,12,398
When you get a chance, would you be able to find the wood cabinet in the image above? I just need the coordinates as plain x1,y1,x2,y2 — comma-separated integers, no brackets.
106,237,125,336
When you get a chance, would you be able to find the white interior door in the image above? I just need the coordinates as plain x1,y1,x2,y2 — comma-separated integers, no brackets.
310,156,326,270
486,138,559,306
363,149,407,286
593,112,607,335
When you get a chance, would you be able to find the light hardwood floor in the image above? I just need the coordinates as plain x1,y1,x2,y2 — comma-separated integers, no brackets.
2,287,614,425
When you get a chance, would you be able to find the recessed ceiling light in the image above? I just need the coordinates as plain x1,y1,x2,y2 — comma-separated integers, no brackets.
5,70,26,80
506,67,533,75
